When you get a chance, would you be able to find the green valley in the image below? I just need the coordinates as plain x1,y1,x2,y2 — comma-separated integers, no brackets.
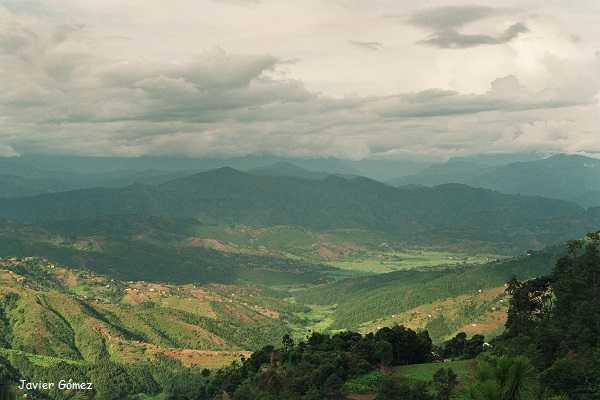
1,0,598,395
0,164,595,400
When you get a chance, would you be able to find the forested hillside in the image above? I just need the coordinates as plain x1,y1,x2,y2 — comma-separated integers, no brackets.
0,168,595,253
0,257,305,362
0,218,336,286
294,246,561,337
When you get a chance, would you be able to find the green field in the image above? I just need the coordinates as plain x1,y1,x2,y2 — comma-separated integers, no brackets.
0,347,83,367
182,224,504,274
343,359,477,396
289,304,337,335
326,250,501,274
395,359,475,382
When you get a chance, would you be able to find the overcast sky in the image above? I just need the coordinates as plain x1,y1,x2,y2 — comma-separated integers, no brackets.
0,0,599,160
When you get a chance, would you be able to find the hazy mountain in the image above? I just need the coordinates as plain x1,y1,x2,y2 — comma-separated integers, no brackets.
0,169,195,198
574,190,600,208
392,154,600,207
0,154,358,177
392,159,490,187
344,158,433,181
389,152,546,187
0,153,435,184
470,154,600,201
248,162,330,180
449,152,547,166
0,167,595,253
0,174,71,198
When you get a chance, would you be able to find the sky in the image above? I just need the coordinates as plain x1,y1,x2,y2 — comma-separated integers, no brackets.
0,0,599,160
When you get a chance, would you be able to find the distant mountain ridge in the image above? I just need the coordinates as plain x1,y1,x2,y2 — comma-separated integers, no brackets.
0,153,434,182
0,167,597,253
248,162,331,180
0,154,431,198
393,154,600,207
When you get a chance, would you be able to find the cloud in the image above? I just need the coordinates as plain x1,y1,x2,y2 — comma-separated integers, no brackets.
349,40,383,51
370,74,595,119
419,22,529,49
211,0,261,6
409,5,528,49
409,5,514,31
0,2,598,160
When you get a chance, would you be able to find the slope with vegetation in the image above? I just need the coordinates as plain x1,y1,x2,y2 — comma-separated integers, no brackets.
0,167,596,254
293,246,560,337
0,234,597,399
0,257,309,368
0,218,337,286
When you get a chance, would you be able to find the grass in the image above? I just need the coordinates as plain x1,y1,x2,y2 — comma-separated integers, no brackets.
328,250,501,274
356,285,509,342
159,296,215,318
69,283,92,297
0,347,83,367
343,359,477,397
131,394,168,400
343,370,384,395
186,225,503,275
289,304,337,337
394,359,475,382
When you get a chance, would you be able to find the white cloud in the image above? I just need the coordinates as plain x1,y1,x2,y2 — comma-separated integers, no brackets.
0,1,598,160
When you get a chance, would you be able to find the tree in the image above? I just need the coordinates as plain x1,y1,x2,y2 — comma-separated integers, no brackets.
375,325,433,365
0,385,15,400
465,335,485,358
551,241,600,352
541,353,600,400
88,361,135,400
497,239,600,398
504,276,552,338
323,373,344,400
0,356,17,400
376,376,433,400
433,368,458,400
282,334,295,352
443,332,467,358
496,356,537,400
258,368,284,394
374,341,393,370
468,356,537,400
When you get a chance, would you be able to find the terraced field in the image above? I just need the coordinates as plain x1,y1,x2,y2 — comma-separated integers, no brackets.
0,257,306,369
176,224,503,272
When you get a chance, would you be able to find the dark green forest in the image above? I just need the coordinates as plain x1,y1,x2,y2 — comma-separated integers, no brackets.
0,168,596,253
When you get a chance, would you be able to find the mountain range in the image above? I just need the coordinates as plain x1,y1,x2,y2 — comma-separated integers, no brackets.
392,154,600,207
0,154,434,199
0,166,597,254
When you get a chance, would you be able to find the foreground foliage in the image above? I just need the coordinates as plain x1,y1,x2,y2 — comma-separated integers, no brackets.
493,234,600,399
